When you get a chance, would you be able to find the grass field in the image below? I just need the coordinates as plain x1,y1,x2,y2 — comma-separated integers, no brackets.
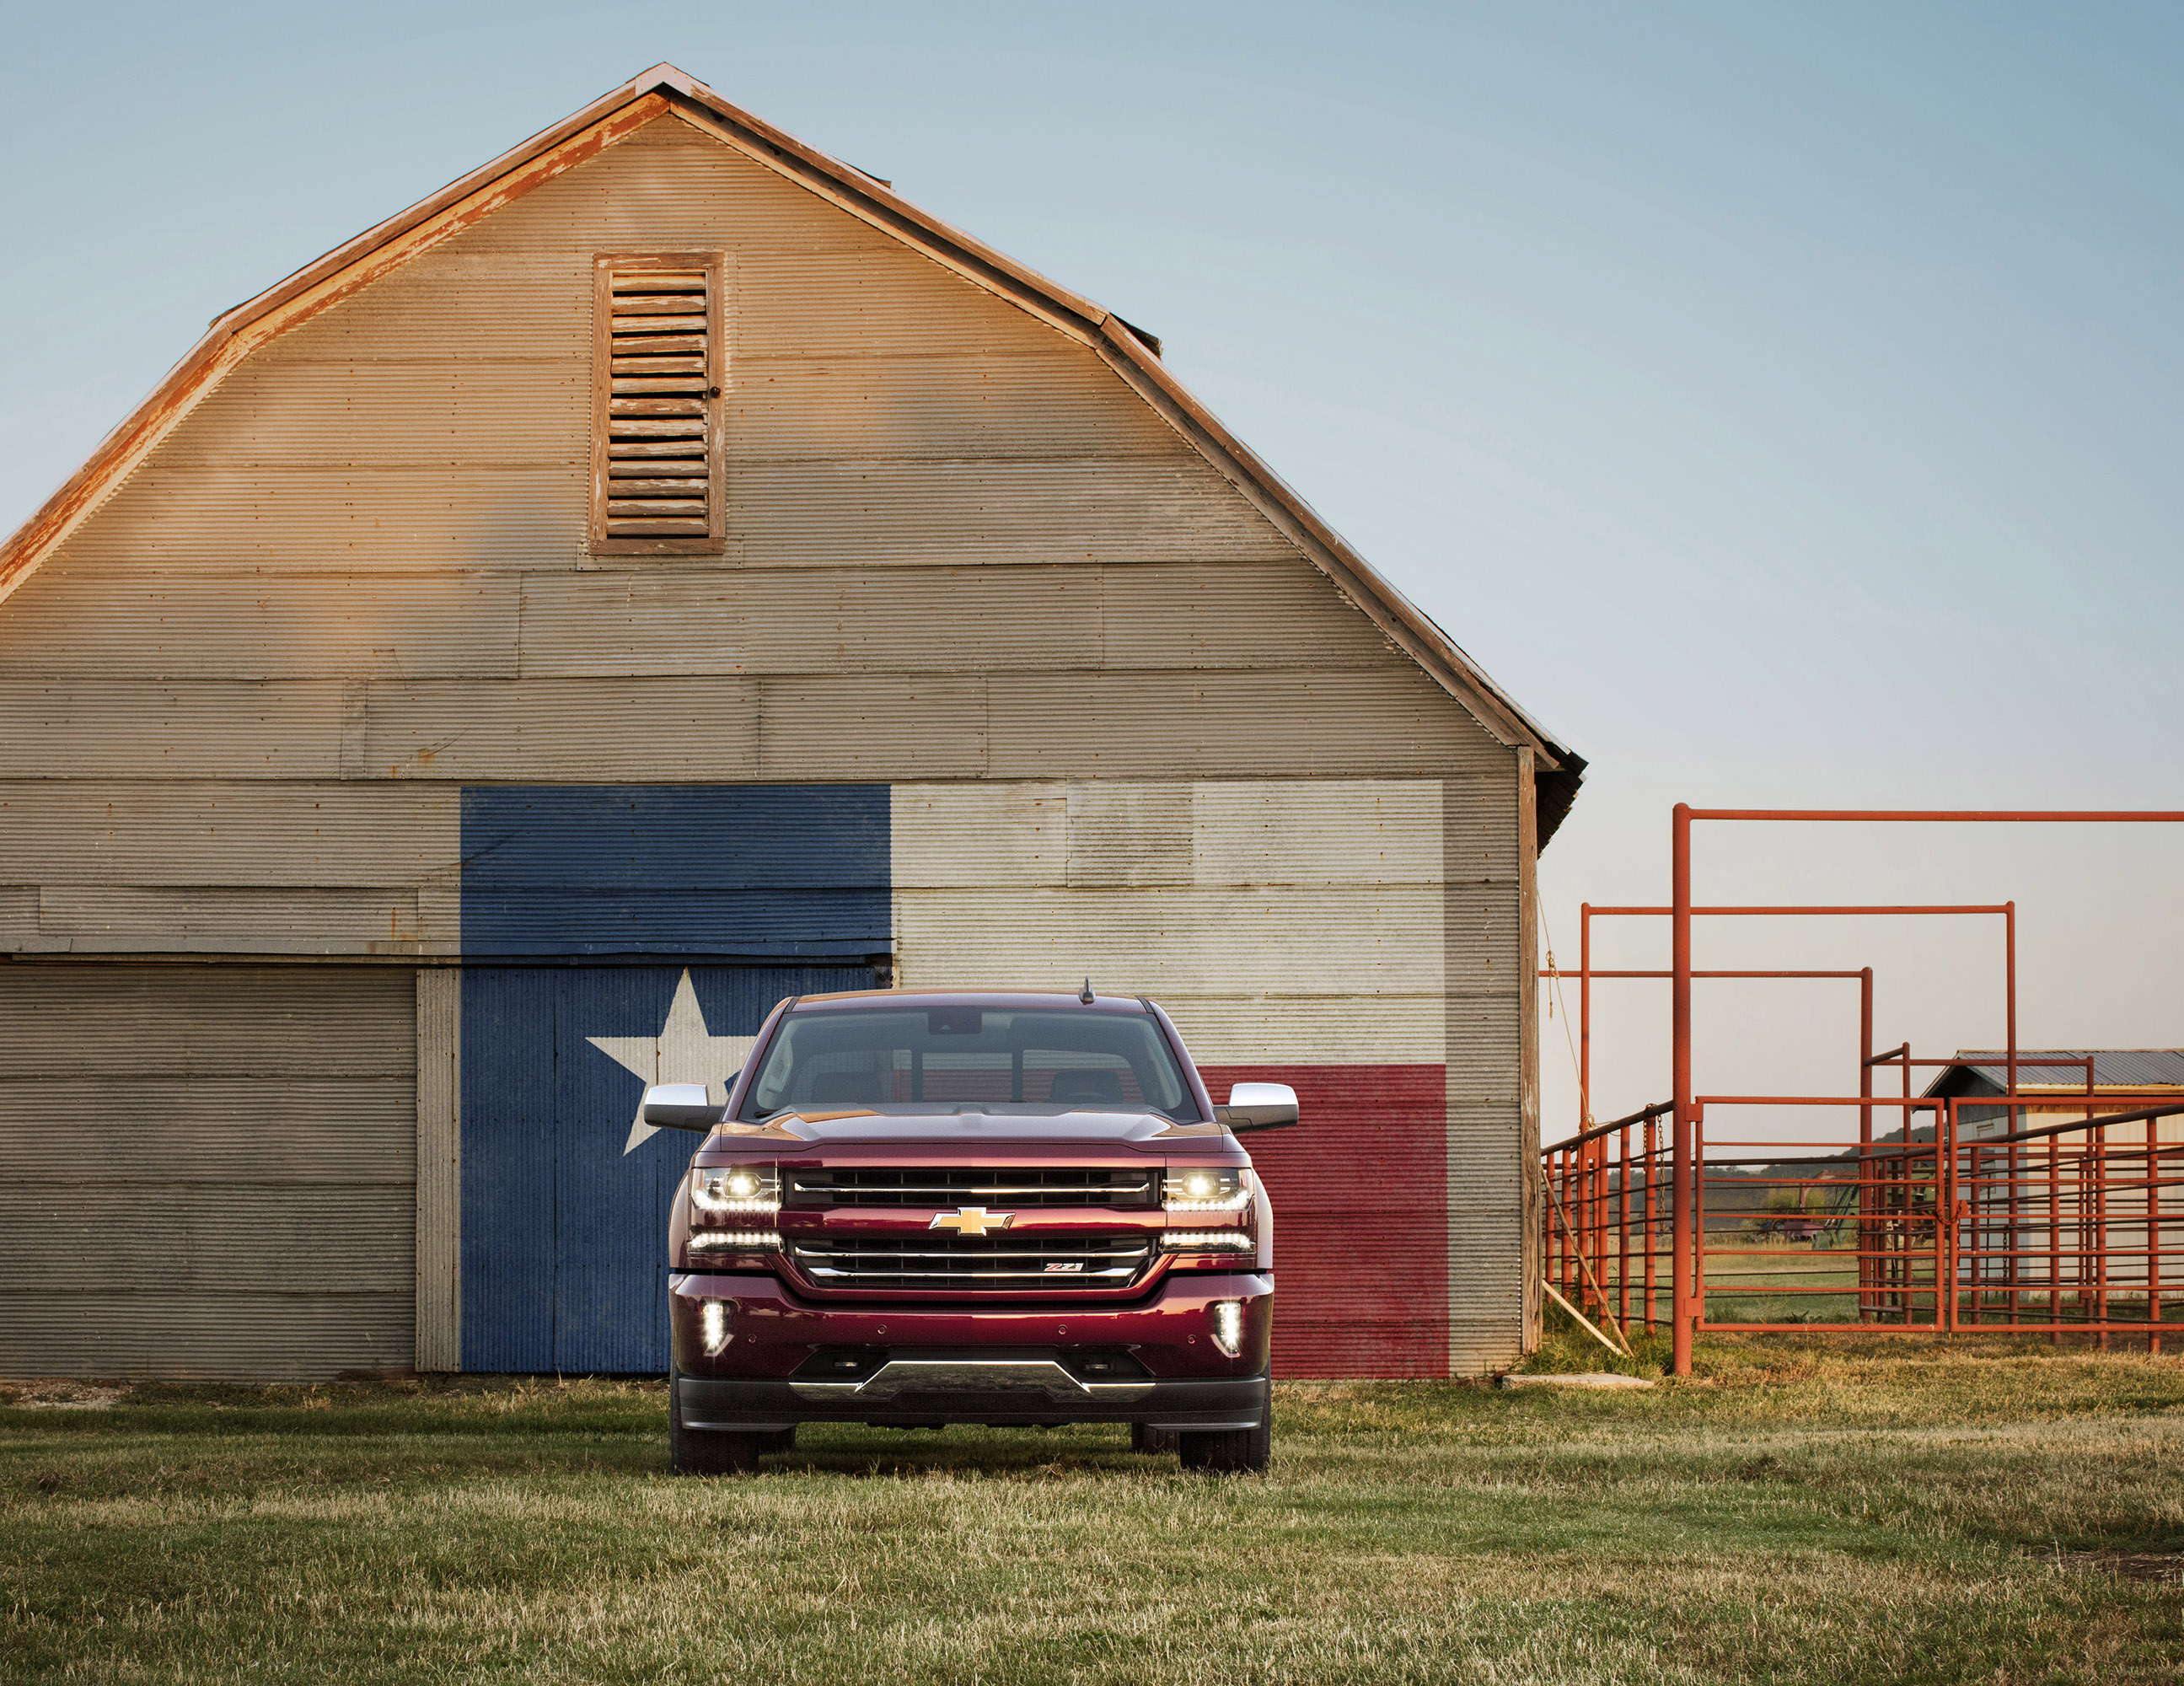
4,1334,2182,1684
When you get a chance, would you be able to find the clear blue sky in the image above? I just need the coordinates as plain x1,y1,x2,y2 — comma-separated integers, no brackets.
3,3,2178,1131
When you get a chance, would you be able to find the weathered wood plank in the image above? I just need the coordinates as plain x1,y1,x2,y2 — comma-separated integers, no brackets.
0,681,346,778
0,571,521,679
987,669,1506,777
32,887,426,954
726,353,1187,463
0,783,459,889
756,676,986,779
894,885,1446,996
414,969,459,1372
362,678,759,781
0,964,416,1077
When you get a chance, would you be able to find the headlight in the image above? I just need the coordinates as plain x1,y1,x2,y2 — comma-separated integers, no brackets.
1165,1167,1251,1212
1210,1300,1245,1357
690,1163,780,1216
699,1299,733,1356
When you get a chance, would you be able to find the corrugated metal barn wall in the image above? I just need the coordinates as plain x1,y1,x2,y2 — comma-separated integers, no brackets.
0,110,1540,1379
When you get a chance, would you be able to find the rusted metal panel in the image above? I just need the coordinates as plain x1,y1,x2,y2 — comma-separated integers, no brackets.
414,968,459,1372
0,571,521,680
0,782,458,890
0,682,346,779
0,964,415,1380
987,669,1507,778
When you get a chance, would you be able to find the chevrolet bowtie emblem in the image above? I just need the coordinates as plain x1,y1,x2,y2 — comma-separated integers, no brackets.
930,1206,1014,1236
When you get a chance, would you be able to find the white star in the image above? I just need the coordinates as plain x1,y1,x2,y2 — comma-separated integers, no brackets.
587,969,757,1154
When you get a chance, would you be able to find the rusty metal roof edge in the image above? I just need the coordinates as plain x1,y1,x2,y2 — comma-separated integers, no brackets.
0,61,1585,841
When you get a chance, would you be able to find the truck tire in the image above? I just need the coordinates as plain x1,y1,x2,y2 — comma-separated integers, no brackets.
1176,1380,1272,1474
668,1364,761,1476
1176,1421,1270,1474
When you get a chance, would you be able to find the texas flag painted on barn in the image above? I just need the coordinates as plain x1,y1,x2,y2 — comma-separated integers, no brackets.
454,780,1491,1377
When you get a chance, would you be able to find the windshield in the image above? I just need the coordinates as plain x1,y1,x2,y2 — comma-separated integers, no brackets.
739,1006,1199,1120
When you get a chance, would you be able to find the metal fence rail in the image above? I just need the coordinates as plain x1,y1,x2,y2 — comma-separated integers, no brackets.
1545,1092,2184,1350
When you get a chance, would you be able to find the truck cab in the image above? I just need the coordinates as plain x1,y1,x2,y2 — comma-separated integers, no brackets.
651,986,1293,1474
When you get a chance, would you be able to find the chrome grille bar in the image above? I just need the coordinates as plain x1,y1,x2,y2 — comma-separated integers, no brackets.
787,1233,1152,1292
787,1168,1157,1209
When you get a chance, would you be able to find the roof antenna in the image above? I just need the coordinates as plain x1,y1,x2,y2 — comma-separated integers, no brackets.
1080,977,1096,1004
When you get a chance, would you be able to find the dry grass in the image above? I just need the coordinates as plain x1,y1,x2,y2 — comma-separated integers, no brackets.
3,1337,2181,1683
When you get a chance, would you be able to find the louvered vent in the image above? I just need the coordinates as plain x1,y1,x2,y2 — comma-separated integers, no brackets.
590,254,724,554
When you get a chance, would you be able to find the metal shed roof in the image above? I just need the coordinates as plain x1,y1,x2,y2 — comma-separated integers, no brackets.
1926,1050,2184,1095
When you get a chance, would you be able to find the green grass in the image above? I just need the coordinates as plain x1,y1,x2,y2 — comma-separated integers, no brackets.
4,1337,2183,1684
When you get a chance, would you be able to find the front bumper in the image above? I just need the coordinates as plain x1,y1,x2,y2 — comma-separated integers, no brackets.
670,1269,1272,1429
678,1360,1269,1431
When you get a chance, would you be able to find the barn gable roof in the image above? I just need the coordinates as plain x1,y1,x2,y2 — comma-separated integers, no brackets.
0,63,1583,838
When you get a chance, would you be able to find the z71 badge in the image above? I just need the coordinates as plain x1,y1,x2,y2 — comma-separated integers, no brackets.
1043,1260,1085,1273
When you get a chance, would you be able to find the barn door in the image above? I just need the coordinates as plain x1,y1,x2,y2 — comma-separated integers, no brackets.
459,962,875,1372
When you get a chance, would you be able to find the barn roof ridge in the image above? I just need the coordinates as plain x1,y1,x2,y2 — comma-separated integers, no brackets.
0,61,1583,836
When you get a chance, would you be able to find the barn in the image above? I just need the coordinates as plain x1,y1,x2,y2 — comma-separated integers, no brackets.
0,65,1581,1382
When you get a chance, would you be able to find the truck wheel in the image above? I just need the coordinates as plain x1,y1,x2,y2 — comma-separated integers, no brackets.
668,1364,760,1476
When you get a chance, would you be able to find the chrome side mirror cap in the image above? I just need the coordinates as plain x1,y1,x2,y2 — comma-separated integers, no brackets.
641,1082,728,1133
1218,1081,1299,1132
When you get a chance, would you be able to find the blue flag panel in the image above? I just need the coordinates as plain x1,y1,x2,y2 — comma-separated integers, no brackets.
460,784,889,958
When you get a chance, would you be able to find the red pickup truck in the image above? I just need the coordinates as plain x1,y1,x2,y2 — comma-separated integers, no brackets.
647,985,1294,1474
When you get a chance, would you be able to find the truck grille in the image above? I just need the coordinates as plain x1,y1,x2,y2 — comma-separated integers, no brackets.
786,1168,1157,1209
789,1233,1152,1291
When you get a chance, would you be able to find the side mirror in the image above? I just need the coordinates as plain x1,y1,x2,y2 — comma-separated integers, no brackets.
1218,1082,1299,1132
641,1082,727,1133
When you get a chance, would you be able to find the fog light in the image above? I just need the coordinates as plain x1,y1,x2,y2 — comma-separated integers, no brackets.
1210,1300,1245,1358
699,1299,733,1356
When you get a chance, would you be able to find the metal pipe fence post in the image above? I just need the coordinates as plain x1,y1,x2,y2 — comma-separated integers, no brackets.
1671,803,1694,1375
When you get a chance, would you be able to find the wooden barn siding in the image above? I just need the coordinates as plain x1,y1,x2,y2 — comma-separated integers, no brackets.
0,964,416,1379
0,113,1534,1375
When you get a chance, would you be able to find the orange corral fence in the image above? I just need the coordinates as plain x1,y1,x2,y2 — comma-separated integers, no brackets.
1541,808,2184,1374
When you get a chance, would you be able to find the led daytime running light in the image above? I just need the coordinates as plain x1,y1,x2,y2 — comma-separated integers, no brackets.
1163,1230,1253,1252
1210,1300,1245,1357
687,1230,784,1251
699,1299,733,1356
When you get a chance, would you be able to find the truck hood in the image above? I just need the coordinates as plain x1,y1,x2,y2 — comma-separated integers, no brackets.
754,1108,1222,1147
